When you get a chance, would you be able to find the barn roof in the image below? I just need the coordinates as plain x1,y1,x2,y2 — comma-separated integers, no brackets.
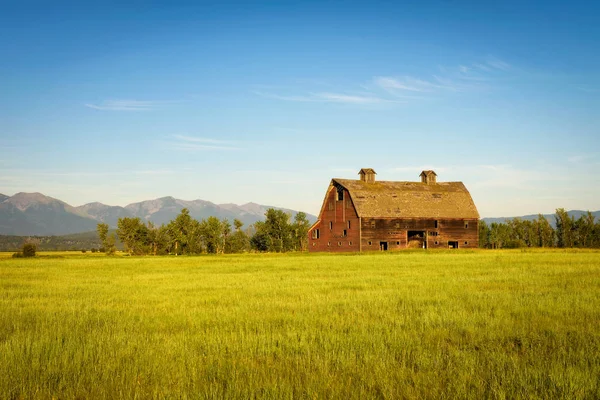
332,178,479,219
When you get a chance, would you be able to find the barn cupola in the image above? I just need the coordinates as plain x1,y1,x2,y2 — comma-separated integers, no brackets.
420,170,437,184
358,168,377,183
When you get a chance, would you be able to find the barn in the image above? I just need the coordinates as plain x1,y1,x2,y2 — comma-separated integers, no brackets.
308,168,479,252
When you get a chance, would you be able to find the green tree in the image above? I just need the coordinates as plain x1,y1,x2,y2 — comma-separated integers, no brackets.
167,209,202,255
227,219,250,253
200,216,227,254
22,243,36,257
117,217,149,255
147,222,170,255
555,208,575,248
97,223,116,255
291,212,310,251
478,220,491,248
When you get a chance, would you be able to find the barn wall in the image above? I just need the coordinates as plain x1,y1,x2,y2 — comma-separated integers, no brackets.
308,187,360,252
361,218,479,250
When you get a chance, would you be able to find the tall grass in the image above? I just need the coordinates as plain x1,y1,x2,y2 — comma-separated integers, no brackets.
1,250,599,399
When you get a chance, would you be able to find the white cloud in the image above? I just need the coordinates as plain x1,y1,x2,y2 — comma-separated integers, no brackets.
255,91,395,104
167,135,239,151
85,99,170,111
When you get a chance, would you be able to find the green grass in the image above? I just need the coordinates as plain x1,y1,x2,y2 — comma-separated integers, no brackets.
1,250,599,399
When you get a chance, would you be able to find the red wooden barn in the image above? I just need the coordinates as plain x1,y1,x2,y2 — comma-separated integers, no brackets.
308,168,480,252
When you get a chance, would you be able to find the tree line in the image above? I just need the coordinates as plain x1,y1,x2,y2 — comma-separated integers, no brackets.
479,209,600,249
97,208,311,255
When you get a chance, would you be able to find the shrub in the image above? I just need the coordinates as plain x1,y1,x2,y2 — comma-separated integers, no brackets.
81,249,87,253
12,252,24,258
22,243,36,257
91,248,97,253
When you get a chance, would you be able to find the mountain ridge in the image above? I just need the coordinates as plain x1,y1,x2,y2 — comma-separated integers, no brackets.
0,192,317,236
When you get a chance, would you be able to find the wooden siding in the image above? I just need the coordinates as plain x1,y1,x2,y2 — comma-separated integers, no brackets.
308,187,360,252
360,218,479,250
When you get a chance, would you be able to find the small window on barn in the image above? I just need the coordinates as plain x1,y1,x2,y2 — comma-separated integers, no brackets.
329,221,333,230
313,229,319,239
395,222,400,228
396,241,400,245
347,220,351,229
370,221,376,228
435,241,439,245
368,241,372,245
434,220,439,229
338,241,342,246
465,222,469,229
343,229,347,237
465,241,468,245
336,189,344,201
327,242,331,246
349,241,352,245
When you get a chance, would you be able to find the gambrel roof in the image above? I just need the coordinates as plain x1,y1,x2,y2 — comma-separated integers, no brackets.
332,178,479,219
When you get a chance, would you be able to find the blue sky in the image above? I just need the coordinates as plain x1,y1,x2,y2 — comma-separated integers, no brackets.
1,0,599,217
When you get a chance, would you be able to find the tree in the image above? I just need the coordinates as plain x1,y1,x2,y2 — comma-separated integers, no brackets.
555,208,575,248
117,217,149,255
478,220,491,248
250,230,272,252
227,219,250,253
200,216,227,254
22,243,36,257
147,222,170,255
167,209,202,255
291,212,310,251
97,223,116,255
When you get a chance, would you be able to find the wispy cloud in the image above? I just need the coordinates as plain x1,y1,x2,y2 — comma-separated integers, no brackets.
255,91,396,104
168,135,239,151
85,99,171,111
257,56,512,105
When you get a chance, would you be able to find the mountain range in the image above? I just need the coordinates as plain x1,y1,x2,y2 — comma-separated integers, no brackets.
0,192,317,236
481,210,600,228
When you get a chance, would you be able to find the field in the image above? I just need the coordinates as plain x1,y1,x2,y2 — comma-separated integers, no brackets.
1,250,599,399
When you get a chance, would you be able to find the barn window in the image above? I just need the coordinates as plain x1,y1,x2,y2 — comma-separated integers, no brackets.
349,241,352,245
347,220,351,229
465,222,469,229
396,241,400,245
336,189,344,201
312,243,316,246
370,221,376,228
329,221,333,230
465,241,468,245
395,222,400,228
338,241,342,246
368,241,372,245
327,242,331,246
434,220,439,228
435,241,439,245
311,229,320,239
343,229,347,237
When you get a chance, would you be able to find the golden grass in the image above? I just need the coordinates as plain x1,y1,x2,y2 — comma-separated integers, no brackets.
1,250,599,398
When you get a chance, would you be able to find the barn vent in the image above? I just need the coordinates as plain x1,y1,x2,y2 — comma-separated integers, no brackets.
420,170,437,184
358,168,376,183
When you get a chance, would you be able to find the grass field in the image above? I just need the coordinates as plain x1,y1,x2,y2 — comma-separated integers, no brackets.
1,250,599,399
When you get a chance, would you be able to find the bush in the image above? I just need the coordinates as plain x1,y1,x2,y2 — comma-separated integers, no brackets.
91,248,97,253
81,249,87,253
12,252,24,258
22,243,36,257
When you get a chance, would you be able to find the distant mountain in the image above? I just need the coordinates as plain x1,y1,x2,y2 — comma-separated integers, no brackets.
482,210,600,228
74,202,135,227
0,192,317,236
0,193,97,235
